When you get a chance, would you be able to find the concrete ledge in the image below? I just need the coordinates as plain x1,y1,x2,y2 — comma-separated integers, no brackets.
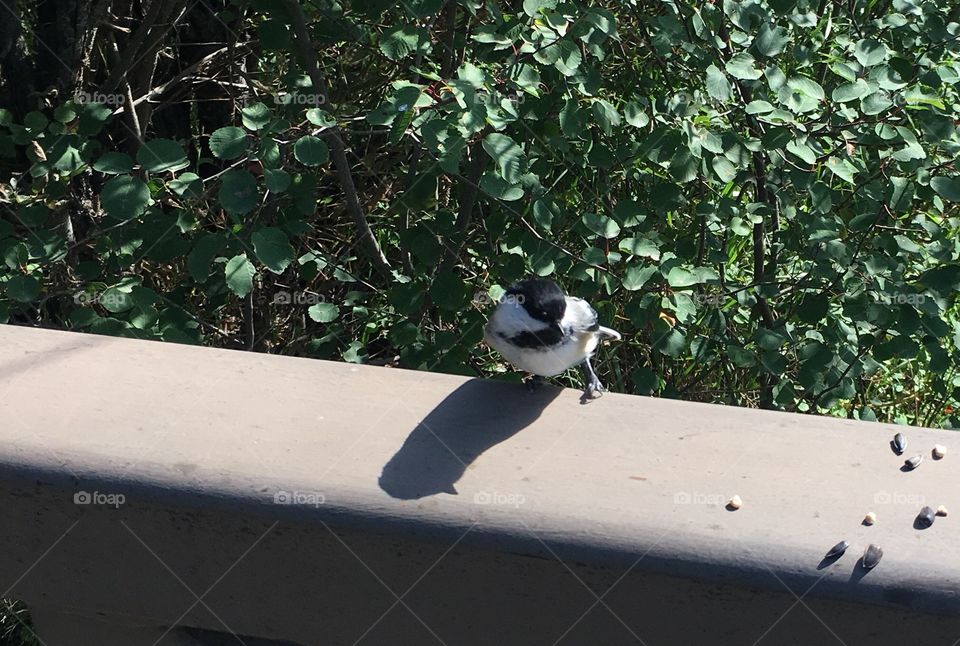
1,324,959,644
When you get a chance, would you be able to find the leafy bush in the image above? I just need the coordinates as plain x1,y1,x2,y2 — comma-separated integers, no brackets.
1,0,959,426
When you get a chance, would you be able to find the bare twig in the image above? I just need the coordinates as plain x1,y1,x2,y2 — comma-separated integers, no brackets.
283,0,392,279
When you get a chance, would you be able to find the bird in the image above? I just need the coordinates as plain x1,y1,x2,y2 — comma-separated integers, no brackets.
483,278,621,399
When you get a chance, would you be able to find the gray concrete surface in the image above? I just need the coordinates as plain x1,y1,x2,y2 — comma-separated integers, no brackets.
0,324,958,645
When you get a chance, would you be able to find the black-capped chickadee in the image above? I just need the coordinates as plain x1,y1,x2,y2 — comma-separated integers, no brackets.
484,278,621,398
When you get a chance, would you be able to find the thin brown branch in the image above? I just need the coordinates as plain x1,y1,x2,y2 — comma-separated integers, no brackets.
283,0,392,279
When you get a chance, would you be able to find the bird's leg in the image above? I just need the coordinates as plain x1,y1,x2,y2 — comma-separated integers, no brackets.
581,357,604,399
525,374,546,392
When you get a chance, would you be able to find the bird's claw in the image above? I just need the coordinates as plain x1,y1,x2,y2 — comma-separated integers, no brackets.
581,378,604,402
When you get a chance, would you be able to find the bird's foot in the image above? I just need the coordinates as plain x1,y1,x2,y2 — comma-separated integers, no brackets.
580,378,604,403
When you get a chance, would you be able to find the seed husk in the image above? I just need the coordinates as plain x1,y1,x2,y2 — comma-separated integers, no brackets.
933,444,947,459
862,544,883,570
936,505,948,517
917,506,936,528
863,512,877,526
891,433,906,455
726,495,742,510
824,540,848,560
904,454,923,470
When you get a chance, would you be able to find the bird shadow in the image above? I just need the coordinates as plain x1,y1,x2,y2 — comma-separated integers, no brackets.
379,378,561,500
816,552,844,571
848,558,874,584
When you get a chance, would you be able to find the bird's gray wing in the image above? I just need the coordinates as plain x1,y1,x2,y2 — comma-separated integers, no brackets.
564,297,600,332
564,296,621,339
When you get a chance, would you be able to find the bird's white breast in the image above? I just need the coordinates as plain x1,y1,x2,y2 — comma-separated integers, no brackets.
483,298,601,376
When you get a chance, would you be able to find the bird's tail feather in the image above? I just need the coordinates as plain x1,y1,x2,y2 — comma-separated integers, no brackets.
597,326,621,341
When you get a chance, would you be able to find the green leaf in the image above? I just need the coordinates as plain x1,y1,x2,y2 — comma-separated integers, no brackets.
457,61,486,88
826,157,858,184
746,100,774,114
631,366,660,394
712,156,737,182
523,0,558,16
894,235,922,253
379,26,427,60
306,109,336,127
479,172,523,200
831,79,870,103
308,302,340,323
77,101,111,136
797,293,829,324
854,39,887,67
786,76,824,100
727,345,755,368
482,133,525,184
705,65,732,102
888,176,914,212
725,52,762,80
187,234,225,282
664,266,699,288
613,199,645,227
209,127,249,159
430,272,472,310
622,264,657,290
137,139,189,173
582,213,620,239
252,227,295,274
101,175,150,219
264,168,291,193
753,22,789,57
293,135,329,166
761,351,788,374
24,111,48,131
531,199,557,232
786,139,817,165
653,328,685,357
619,237,660,260
51,144,83,173
931,177,960,202
669,148,698,183
93,152,133,174
225,254,255,297
100,285,135,313
218,169,259,215
241,102,272,130
5,275,40,302
534,39,582,76
168,172,203,198
624,100,649,128
591,99,620,135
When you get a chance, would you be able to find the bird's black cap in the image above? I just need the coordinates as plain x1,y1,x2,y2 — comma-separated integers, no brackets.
506,278,566,323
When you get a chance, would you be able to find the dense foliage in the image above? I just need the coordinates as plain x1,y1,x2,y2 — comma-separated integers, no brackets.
1,0,960,427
